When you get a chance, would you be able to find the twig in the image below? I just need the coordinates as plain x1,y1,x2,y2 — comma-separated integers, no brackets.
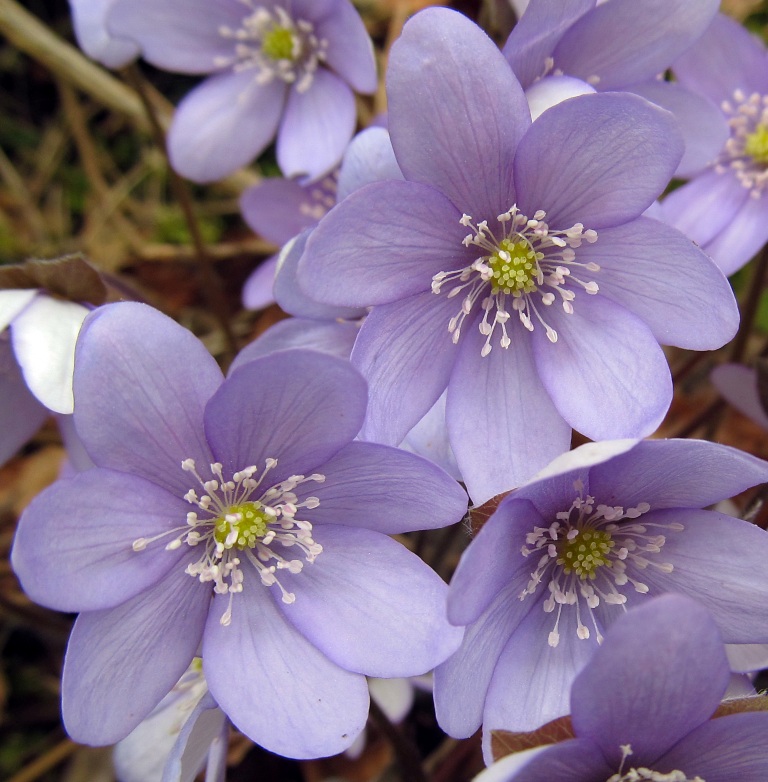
6,739,76,782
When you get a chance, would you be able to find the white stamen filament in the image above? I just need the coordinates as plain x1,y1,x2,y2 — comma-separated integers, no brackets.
608,744,706,782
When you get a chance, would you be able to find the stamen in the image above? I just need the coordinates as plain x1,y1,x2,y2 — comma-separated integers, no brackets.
431,206,599,355
717,90,768,198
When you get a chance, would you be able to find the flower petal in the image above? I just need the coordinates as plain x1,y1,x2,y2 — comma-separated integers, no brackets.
447,320,571,504
277,524,463,677
532,294,672,440
712,364,768,431
306,441,467,533
240,179,322,246
168,71,285,183
336,127,403,202
387,7,528,218
11,468,190,612
73,303,222,496
11,296,88,413
554,0,718,89
203,569,369,759
241,255,278,311
277,70,355,181
399,392,462,481
298,180,469,307
0,288,36,331
525,75,595,121
578,216,738,349
514,92,682,229
71,0,139,68
107,0,245,74
571,594,729,766
61,566,210,744
205,349,366,486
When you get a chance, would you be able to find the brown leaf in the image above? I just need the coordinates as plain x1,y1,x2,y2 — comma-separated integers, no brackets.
713,694,768,718
490,715,575,761
468,491,511,535
0,254,107,304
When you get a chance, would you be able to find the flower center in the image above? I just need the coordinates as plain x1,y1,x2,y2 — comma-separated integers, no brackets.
132,458,324,626
518,480,680,648
608,745,705,782
216,5,327,93
716,89,768,197
431,206,599,356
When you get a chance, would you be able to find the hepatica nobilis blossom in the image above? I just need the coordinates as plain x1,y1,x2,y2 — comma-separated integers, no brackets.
11,303,466,758
474,595,768,782
433,438,768,749
107,0,376,183
297,8,738,504
664,13,768,275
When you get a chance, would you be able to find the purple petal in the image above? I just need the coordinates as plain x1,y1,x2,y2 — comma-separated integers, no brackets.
277,525,462,676
629,81,728,178
502,0,595,89
205,349,366,486
70,0,139,68
61,567,210,744
726,643,768,673
306,441,467,533
712,364,768,430
525,75,595,121
447,498,543,626
107,0,246,74
578,216,738,349
387,7,529,219
588,439,768,511
673,13,768,107
571,594,729,766
240,179,323,246
434,580,531,739
637,508,768,643
514,92,682,229
73,303,222,497
202,569,369,759
553,0,718,90
447,318,571,504
315,0,376,94
353,291,461,445
11,469,189,612
336,127,403,202
656,712,768,781
277,70,355,181
241,255,278,311
168,71,286,183
299,180,469,307
230,318,358,373
0,339,47,467
702,191,768,275
532,294,672,440
662,169,748,250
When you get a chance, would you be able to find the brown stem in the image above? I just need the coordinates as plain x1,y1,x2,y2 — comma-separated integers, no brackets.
368,697,428,782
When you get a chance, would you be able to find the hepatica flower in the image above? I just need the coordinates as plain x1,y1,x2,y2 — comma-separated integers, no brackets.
297,8,738,503
474,595,768,782
664,13,768,275
11,303,466,758
433,438,768,750
108,0,377,182
69,0,139,68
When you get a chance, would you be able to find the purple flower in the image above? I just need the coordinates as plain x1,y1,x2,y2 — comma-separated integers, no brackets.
433,438,768,752
711,363,768,431
664,13,768,275
11,302,466,758
504,0,725,177
108,0,377,183
69,0,139,68
297,8,739,503
474,594,768,782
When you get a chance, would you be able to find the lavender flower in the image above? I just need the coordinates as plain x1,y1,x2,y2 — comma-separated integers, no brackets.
108,0,377,183
433,438,768,753
711,363,768,431
474,594,768,782
69,0,138,68
665,13,768,275
11,302,466,758
297,8,739,503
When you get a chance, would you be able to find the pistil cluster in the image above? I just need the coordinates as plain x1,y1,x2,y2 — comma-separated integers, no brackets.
608,745,705,782
132,458,324,626
217,3,327,93
717,89,768,197
431,206,598,356
518,480,680,647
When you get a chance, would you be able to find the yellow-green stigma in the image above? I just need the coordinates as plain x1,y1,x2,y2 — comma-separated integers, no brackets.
745,123,768,164
214,502,271,549
487,238,539,295
557,528,614,580
261,26,296,61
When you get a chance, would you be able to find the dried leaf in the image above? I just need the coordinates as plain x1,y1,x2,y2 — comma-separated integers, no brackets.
713,694,768,718
469,491,511,535
490,715,575,761
0,254,107,304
